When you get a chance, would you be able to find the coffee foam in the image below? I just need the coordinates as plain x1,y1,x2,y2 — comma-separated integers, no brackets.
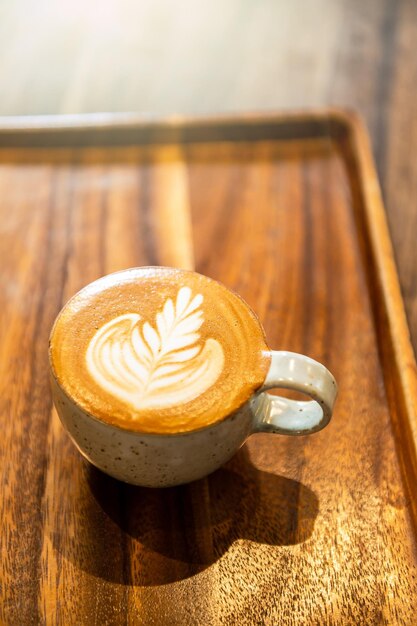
50,267,271,434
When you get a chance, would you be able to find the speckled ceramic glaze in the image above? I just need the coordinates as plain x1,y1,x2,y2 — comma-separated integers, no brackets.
50,349,337,487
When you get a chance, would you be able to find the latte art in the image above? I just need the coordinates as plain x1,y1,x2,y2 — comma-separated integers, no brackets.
86,287,224,411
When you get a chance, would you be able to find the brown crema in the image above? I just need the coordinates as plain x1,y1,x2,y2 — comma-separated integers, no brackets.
49,267,271,434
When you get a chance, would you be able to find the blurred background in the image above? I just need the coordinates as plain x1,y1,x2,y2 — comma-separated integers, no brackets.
1,0,416,331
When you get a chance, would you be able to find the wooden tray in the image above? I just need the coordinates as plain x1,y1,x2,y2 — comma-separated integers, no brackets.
1,110,417,625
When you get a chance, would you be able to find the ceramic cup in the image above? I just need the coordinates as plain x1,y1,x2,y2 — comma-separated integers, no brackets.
49,273,337,487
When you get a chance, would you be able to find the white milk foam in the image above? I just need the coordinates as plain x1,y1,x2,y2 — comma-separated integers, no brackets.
86,286,224,410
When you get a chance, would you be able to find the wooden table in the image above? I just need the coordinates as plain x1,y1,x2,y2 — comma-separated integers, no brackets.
1,2,417,625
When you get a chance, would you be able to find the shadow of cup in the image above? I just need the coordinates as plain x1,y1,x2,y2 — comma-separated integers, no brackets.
51,446,318,587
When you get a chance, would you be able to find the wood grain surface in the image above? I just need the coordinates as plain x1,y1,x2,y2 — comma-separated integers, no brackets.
1,113,417,625
0,0,416,364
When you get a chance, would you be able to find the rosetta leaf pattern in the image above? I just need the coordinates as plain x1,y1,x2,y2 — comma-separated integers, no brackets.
86,286,224,410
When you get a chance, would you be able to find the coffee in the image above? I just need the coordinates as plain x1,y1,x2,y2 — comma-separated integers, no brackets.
49,267,271,434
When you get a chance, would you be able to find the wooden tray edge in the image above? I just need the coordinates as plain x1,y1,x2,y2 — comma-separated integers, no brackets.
329,108,417,524
0,108,339,131
0,109,344,147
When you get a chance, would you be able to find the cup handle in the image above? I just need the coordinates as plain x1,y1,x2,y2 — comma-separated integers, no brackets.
251,351,338,435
